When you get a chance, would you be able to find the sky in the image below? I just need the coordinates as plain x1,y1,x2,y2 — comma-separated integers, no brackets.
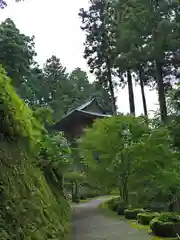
0,0,158,116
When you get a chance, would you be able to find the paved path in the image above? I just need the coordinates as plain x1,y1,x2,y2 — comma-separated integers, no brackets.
72,197,152,240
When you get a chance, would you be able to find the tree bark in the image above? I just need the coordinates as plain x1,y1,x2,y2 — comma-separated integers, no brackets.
72,181,80,203
127,70,135,115
139,69,148,117
155,61,167,123
106,59,117,115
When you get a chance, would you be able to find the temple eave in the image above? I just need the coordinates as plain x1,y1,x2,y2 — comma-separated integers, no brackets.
53,110,110,132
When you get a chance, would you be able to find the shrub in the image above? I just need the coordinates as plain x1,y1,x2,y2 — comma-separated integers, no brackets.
107,197,120,211
150,212,180,237
105,197,128,215
124,208,145,219
137,212,160,225
79,188,101,200
116,201,127,215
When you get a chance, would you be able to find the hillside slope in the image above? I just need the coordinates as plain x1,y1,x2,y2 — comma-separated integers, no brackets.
0,67,71,239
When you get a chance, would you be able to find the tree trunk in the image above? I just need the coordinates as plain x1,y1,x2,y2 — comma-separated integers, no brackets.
127,70,135,115
139,69,148,117
121,181,128,204
106,59,116,115
119,187,122,199
123,179,128,204
72,180,79,203
155,61,167,123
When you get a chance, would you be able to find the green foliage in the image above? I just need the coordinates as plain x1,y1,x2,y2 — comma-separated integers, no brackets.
79,189,102,200
0,66,44,144
79,111,180,214
137,212,160,225
150,213,180,238
79,0,117,114
0,17,113,119
124,209,145,220
80,0,180,120
0,141,71,239
37,132,73,200
65,171,85,183
0,68,71,239
33,106,53,126
0,18,36,89
106,197,120,211
105,197,128,216
116,201,128,216
25,56,113,120
39,133,72,172
79,115,149,202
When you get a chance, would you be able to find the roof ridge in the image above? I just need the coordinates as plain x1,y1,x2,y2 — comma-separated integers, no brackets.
77,97,96,111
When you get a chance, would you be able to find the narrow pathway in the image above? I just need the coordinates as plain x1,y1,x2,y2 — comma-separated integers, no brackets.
72,197,152,240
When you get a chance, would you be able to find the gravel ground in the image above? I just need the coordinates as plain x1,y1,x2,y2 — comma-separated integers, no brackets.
72,197,152,240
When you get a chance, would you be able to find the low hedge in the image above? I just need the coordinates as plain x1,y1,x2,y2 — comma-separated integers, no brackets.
116,201,127,215
150,212,180,238
124,208,146,220
107,197,120,211
137,212,160,225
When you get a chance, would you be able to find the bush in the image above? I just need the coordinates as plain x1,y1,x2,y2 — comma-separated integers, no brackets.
137,212,160,225
105,197,128,215
116,201,127,215
79,189,101,200
107,197,120,211
124,208,145,219
150,212,180,237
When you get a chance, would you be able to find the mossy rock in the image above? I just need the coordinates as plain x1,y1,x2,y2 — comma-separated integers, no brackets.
150,212,180,237
137,212,160,225
124,208,146,220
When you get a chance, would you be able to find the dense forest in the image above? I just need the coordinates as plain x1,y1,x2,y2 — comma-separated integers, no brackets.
1,0,180,239
77,0,180,238
0,1,113,239
0,17,113,121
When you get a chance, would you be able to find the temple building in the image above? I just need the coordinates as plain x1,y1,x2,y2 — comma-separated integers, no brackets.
53,97,111,140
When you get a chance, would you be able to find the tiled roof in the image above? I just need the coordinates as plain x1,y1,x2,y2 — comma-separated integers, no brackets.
53,98,111,130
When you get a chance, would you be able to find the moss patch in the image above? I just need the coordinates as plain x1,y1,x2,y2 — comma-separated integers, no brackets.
129,220,150,229
0,142,71,239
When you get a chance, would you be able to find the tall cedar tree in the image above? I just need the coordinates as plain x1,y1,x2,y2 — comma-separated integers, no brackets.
79,0,117,115
114,0,180,122
113,0,150,116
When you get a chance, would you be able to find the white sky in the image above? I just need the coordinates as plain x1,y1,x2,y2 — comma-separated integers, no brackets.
0,0,158,116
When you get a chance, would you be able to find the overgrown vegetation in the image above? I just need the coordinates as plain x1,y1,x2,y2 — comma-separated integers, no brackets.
137,212,160,225
0,67,71,239
78,112,180,237
77,2,180,237
2,0,180,238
